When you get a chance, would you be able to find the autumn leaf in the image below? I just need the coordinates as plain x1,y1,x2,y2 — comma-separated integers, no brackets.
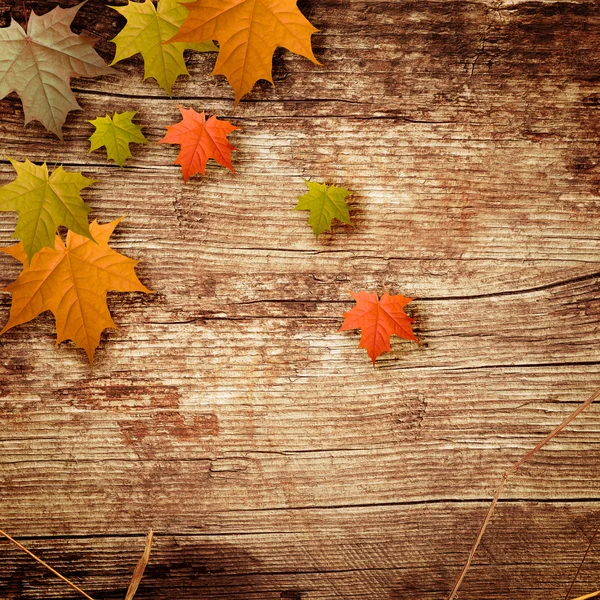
110,0,217,94
0,2,113,139
89,111,148,167
295,181,353,238
339,291,418,364
168,0,320,103
0,219,152,363
0,158,95,261
158,106,239,182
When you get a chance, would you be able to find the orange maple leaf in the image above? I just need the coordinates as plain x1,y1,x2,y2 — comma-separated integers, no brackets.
339,291,418,364
158,106,239,182
1,219,152,363
168,0,320,103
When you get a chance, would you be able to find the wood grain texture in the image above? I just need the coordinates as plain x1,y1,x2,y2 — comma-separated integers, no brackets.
0,0,599,598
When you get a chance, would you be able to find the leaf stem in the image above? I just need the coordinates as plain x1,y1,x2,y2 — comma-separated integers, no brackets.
21,1,28,28
447,387,600,600
0,529,95,600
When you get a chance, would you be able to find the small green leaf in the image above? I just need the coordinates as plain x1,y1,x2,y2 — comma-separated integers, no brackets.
295,181,353,239
88,111,148,167
110,0,218,95
0,158,95,261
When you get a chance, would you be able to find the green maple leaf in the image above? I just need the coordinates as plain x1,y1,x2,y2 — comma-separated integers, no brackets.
0,2,113,139
88,111,148,167
0,158,95,261
295,181,353,239
110,0,218,95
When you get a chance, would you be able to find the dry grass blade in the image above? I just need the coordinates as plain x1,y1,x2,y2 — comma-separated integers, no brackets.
0,529,95,599
564,521,600,600
570,593,600,600
125,529,154,600
447,387,600,600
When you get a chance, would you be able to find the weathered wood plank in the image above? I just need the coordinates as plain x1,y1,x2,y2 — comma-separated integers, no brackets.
1,502,600,599
2,274,599,370
1,370,600,524
1,0,600,598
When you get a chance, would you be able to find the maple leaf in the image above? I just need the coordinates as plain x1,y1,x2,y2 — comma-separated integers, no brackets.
88,111,148,167
0,219,152,363
168,0,320,104
295,181,353,238
0,2,113,139
0,157,95,262
110,0,217,94
339,291,418,364
158,106,239,182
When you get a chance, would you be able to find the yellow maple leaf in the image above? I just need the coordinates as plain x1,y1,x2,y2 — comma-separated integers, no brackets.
169,0,320,103
1,219,152,363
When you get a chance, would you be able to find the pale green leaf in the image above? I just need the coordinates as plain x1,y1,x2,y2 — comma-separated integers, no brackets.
0,158,95,261
110,0,218,94
0,2,113,139
295,181,353,239
89,111,148,167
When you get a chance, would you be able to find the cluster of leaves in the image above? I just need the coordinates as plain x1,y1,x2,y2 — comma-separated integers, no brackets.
0,0,416,364
0,159,152,362
0,0,320,135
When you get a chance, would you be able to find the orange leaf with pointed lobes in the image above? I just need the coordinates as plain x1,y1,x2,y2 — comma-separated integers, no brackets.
1,219,152,363
339,291,418,364
168,0,320,104
158,106,239,182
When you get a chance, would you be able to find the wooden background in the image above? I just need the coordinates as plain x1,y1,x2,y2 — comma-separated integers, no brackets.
0,0,600,598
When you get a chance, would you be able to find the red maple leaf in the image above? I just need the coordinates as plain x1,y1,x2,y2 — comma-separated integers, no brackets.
339,291,418,364
158,106,239,182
